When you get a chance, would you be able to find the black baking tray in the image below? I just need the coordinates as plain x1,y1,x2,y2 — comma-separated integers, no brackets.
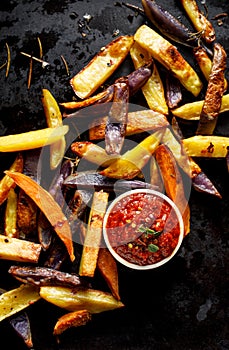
0,1,229,349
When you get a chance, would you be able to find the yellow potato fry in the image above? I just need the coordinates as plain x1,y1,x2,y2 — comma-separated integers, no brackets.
100,130,164,179
70,35,134,99
40,286,124,313
130,42,168,115
0,234,42,263
0,125,69,152
0,153,23,206
134,25,203,96
41,89,66,169
0,284,40,322
5,188,18,238
171,94,229,120
79,191,109,277
182,135,229,158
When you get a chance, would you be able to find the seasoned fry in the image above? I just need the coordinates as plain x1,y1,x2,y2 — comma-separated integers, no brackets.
89,110,169,140
100,130,164,179
182,135,229,158
53,309,91,335
60,88,114,110
105,77,129,155
40,286,124,313
71,141,119,167
0,153,24,206
0,234,41,263
155,144,190,235
0,284,40,322
97,248,120,301
0,125,69,152
79,191,109,277
179,0,215,43
171,94,229,120
42,89,66,169
134,25,203,96
193,46,228,90
9,265,89,288
70,35,134,99
5,171,75,262
130,41,168,115
161,128,191,176
196,43,227,135
141,0,199,48
4,188,18,238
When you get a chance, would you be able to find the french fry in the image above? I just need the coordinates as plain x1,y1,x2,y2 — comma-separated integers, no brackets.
53,310,91,335
196,43,227,135
0,284,40,322
79,190,109,277
4,188,18,238
5,171,75,262
0,153,23,206
100,129,164,179
179,0,215,43
193,46,228,90
134,25,203,96
97,248,120,301
41,89,66,169
0,234,41,263
70,35,134,99
171,94,229,120
130,42,168,115
155,144,190,235
0,125,69,152
161,127,191,176
40,286,124,313
182,135,229,158
89,110,169,140
71,141,119,167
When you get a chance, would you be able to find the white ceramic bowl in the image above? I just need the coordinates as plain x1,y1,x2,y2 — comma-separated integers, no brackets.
103,189,184,270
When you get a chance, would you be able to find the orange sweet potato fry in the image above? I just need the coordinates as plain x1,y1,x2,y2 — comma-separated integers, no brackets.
97,248,120,301
5,171,75,262
53,309,91,335
155,144,190,236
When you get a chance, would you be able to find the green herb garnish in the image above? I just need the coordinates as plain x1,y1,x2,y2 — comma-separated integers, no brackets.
148,244,159,253
138,225,162,238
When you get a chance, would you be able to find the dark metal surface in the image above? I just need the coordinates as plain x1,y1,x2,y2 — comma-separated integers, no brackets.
0,1,229,349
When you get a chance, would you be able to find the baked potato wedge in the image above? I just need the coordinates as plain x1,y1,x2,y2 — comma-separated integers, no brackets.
70,35,134,99
134,24,203,96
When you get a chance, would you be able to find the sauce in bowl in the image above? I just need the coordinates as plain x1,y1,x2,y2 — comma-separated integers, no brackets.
103,189,184,270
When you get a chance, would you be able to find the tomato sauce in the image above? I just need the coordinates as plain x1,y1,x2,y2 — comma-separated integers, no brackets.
106,192,181,266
